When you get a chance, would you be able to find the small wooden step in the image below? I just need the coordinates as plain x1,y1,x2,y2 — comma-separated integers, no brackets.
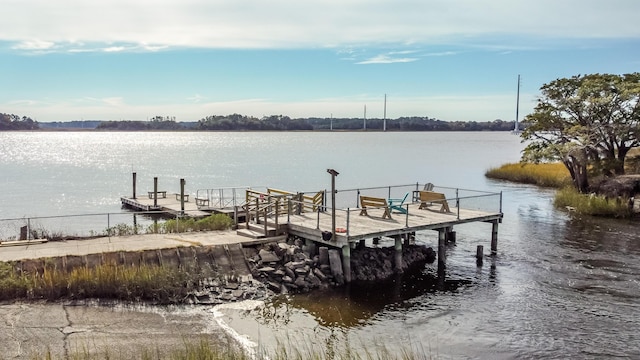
236,228,267,239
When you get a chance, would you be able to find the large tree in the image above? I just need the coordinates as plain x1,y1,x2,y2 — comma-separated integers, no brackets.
521,73,640,193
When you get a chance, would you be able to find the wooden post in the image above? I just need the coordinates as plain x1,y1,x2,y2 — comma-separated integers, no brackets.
319,246,329,265
153,177,158,208
491,220,499,256
342,244,351,283
447,230,456,244
476,245,484,266
328,249,344,284
395,236,403,273
327,169,339,240
132,172,137,199
438,229,446,273
180,178,185,214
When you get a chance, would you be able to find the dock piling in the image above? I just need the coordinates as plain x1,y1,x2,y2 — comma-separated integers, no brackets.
342,245,352,283
394,236,403,273
153,177,158,208
476,245,484,266
132,172,137,199
491,220,499,256
180,178,185,214
438,229,446,272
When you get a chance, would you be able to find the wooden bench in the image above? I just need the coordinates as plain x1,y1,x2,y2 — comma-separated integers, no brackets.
195,197,209,207
359,196,392,219
175,194,189,202
148,191,167,199
418,191,450,213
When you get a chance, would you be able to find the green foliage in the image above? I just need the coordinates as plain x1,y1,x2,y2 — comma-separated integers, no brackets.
106,223,142,236
0,113,39,130
554,187,633,218
521,73,640,192
485,162,571,188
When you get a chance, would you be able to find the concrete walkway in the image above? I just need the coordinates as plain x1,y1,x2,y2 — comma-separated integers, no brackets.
0,231,269,262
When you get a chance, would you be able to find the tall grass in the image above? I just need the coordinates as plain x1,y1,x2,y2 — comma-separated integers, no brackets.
485,162,571,188
31,336,434,360
554,187,633,218
0,261,202,303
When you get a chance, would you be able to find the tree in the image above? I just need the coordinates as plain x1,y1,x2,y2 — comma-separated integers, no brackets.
521,73,640,193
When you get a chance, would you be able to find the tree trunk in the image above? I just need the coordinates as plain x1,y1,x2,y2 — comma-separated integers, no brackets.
565,153,590,193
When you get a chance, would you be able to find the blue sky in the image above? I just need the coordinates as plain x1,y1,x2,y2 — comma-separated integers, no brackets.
2,0,640,122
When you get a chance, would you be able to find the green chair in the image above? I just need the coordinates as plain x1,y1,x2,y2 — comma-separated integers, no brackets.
388,192,409,214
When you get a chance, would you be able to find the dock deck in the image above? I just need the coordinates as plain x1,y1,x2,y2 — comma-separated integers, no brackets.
121,193,211,218
283,202,502,247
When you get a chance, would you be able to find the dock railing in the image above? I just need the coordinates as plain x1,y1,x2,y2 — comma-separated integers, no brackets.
0,211,199,242
293,183,504,237
195,186,263,209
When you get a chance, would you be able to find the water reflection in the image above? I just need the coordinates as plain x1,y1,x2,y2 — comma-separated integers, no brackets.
255,266,478,329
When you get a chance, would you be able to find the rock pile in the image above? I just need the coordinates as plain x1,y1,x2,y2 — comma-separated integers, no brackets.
245,239,437,294
187,277,273,305
244,240,335,294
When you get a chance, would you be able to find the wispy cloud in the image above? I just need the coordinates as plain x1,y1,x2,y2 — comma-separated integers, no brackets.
2,1,639,53
12,40,56,50
357,54,419,64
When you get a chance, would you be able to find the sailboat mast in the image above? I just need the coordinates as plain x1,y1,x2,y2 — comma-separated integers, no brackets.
364,104,367,130
383,94,387,132
515,75,521,133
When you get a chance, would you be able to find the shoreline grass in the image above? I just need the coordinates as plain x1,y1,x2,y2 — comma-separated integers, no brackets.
0,261,203,303
554,187,632,218
485,162,571,188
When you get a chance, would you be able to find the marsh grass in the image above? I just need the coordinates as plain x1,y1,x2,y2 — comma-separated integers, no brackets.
0,261,201,303
554,187,633,218
32,336,435,360
32,337,249,360
485,162,571,188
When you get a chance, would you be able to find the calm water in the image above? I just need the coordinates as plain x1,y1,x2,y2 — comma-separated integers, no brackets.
1,131,639,358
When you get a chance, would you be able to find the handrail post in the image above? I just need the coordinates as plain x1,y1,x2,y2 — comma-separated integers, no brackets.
275,199,280,235
288,198,292,222
405,204,409,227
346,209,350,236
316,206,320,229
107,213,110,240
500,191,503,214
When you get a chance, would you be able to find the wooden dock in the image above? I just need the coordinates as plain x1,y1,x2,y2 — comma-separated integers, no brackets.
120,177,504,283
121,193,211,218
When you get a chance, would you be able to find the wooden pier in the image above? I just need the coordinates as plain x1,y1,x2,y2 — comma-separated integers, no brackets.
121,174,503,283
120,193,211,218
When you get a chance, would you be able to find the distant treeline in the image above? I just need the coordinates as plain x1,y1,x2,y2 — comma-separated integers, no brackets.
96,114,518,131
0,113,38,130
2,113,520,131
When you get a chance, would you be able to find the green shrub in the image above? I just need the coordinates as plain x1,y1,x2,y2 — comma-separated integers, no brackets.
160,214,233,233
554,187,633,218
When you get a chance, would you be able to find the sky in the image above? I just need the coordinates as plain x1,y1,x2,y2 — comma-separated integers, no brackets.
2,0,640,123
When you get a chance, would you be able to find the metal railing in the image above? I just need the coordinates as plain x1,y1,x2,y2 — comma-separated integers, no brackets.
0,210,205,242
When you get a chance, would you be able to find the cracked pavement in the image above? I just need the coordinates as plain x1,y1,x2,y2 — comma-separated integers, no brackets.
0,303,226,359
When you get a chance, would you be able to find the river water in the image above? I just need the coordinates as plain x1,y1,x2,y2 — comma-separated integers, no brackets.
1,131,639,359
